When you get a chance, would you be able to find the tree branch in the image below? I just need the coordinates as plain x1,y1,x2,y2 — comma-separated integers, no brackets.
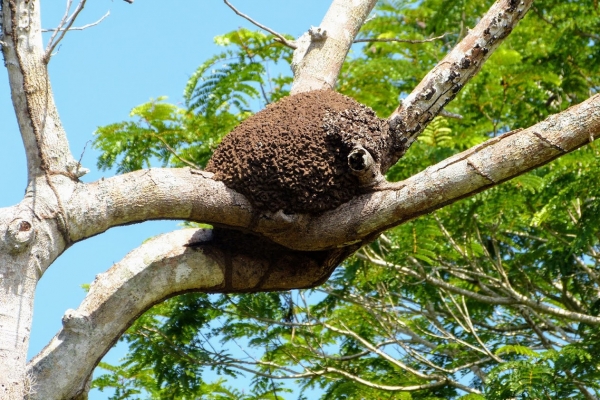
65,94,600,256
388,0,534,161
41,11,110,33
223,0,296,49
27,228,354,399
354,33,450,44
290,0,378,94
1,0,81,179
44,0,90,61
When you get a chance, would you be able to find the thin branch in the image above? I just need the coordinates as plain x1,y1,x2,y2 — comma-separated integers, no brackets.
44,0,75,55
354,32,450,44
356,252,513,305
150,133,200,170
41,11,109,33
325,322,438,380
439,109,464,119
44,0,88,62
223,0,297,49
460,295,505,363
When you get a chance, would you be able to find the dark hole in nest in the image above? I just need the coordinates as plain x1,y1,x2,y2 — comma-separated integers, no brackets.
348,149,367,172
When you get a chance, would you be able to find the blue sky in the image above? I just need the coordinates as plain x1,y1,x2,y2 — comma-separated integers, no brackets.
0,1,331,398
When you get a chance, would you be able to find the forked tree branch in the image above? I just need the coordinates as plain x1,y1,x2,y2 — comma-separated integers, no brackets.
27,228,355,399
44,0,89,62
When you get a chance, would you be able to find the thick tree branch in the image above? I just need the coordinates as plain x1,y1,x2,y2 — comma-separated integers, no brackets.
388,0,534,162
256,94,600,250
27,228,355,399
1,0,81,180
27,229,221,399
67,94,599,253
290,0,377,94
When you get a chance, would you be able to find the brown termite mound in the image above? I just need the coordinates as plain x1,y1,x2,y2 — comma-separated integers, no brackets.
206,90,397,214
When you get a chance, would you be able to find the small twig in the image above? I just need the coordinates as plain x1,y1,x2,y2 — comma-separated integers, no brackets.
223,0,297,49
151,133,200,170
354,32,450,44
41,11,110,33
44,0,88,62
45,0,74,56
439,109,464,119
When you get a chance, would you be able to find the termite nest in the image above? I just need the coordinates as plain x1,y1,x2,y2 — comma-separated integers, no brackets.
206,90,397,214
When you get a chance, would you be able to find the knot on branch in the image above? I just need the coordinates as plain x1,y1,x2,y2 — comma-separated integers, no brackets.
66,160,90,178
290,27,327,76
62,309,91,334
4,218,35,254
308,26,327,41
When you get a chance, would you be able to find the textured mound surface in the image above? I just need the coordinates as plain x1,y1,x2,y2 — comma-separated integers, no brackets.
206,90,390,214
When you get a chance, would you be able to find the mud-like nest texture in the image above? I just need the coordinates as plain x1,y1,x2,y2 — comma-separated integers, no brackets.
206,90,391,214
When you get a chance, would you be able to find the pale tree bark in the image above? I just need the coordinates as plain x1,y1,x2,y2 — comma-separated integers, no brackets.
0,0,598,399
290,0,378,94
0,0,81,397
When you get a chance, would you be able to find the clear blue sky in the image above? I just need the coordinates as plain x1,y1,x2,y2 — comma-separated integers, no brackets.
0,1,330,398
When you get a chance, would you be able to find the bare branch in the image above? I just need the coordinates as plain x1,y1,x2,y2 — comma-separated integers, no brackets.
223,0,296,49
44,0,75,55
44,0,88,62
41,11,110,33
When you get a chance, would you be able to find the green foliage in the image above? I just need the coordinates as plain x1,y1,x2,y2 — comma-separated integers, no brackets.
94,98,188,173
93,29,293,172
94,0,600,398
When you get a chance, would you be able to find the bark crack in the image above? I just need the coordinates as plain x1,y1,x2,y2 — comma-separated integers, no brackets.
531,130,567,153
435,128,523,172
467,159,496,183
